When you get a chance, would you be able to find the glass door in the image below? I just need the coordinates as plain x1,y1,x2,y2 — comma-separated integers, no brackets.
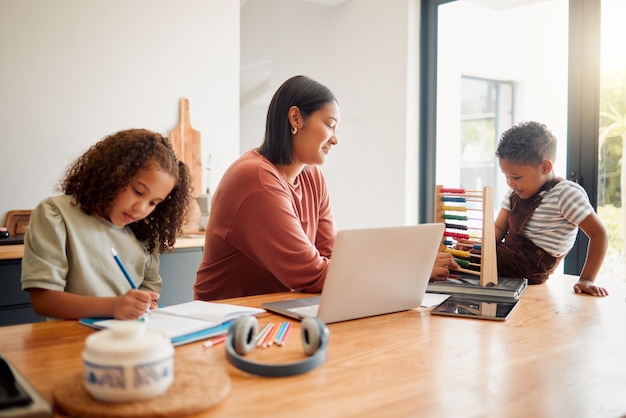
422,0,623,277
431,0,569,276
598,0,625,279
434,0,569,214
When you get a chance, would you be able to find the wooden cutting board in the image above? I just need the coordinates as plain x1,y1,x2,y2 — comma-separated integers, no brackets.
5,210,32,234
170,98,203,197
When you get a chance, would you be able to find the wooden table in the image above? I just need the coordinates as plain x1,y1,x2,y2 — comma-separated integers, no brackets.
0,274,624,418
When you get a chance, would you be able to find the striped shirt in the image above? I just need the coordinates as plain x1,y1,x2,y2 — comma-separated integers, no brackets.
500,180,593,257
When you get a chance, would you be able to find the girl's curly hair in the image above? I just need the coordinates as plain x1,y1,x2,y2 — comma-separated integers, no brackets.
60,129,194,254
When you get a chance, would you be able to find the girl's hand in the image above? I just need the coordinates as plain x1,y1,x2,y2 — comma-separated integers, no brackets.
573,279,609,297
113,290,155,319
143,290,160,310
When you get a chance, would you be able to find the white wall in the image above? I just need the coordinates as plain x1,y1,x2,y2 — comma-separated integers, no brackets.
241,0,420,230
0,0,419,231
0,0,240,224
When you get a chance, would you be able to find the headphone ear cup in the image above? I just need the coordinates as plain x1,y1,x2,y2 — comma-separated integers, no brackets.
233,316,258,355
301,317,328,356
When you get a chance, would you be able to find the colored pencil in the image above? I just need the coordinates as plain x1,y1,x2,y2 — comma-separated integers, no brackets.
262,322,279,348
202,334,227,348
255,322,274,348
276,321,292,346
111,248,137,289
111,247,151,318
273,321,288,345
254,322,272,346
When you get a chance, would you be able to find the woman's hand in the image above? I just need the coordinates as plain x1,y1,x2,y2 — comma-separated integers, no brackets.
430,252,460,281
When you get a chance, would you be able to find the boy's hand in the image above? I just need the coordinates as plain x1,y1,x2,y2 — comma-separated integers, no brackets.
573,279,609,297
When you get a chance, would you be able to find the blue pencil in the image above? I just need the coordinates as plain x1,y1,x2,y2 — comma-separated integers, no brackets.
276,322,292,346
274,321,289,345
111,248,137,289
111,248,152,319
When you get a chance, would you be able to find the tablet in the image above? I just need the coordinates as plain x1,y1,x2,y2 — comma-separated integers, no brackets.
431,297,518,321
0,353,52,417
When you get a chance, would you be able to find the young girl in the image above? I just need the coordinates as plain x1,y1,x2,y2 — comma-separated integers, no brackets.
21,129,194,319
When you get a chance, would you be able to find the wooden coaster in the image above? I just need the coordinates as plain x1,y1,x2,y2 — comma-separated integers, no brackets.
53,357,230,418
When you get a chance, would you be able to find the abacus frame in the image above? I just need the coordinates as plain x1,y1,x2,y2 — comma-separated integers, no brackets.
434,185,498,287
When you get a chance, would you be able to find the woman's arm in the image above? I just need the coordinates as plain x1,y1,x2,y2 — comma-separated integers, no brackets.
430,252,461,281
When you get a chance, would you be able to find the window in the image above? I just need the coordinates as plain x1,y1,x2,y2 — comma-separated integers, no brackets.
420,0,607,276
460,76,514,204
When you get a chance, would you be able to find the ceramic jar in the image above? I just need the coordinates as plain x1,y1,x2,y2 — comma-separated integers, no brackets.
82,321,174,402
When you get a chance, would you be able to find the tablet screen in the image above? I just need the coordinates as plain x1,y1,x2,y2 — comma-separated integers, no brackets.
431,297,518,321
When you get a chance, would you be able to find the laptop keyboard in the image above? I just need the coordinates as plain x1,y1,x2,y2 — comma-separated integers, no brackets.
288,305,319,317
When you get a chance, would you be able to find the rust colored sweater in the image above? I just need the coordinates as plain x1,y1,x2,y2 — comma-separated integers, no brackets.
194,150,336,300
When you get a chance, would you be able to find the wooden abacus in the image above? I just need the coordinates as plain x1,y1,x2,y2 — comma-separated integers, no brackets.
434,185,498,287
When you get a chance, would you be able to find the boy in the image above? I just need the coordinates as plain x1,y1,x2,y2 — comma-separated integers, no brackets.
494,121,608,296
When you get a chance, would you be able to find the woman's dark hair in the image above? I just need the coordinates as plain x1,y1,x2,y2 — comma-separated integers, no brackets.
60,128,193,253
258,75,336,165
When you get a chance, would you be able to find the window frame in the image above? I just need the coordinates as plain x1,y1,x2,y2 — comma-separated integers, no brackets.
460,74,516,202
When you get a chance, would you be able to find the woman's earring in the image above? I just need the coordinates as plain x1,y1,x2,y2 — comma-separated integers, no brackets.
291,126,298,135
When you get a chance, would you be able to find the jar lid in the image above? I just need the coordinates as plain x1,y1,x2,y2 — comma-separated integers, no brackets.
84,321,172,358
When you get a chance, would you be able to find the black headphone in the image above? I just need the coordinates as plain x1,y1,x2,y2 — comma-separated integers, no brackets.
225,316,329,377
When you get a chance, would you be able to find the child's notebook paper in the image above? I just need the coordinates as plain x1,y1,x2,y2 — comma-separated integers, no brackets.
80,300,265,346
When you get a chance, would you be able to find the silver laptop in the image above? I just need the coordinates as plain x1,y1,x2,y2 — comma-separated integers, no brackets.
262,223,445,324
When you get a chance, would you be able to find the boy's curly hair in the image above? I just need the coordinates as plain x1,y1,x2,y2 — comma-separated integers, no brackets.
495,121,557,165
60,129,194,254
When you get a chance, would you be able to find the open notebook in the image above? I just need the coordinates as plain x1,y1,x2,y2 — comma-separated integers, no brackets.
263,223,444,324
80,300,265,346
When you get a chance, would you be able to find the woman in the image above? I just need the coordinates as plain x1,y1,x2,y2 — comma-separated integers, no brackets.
194,75,458,300
195,75,336,300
